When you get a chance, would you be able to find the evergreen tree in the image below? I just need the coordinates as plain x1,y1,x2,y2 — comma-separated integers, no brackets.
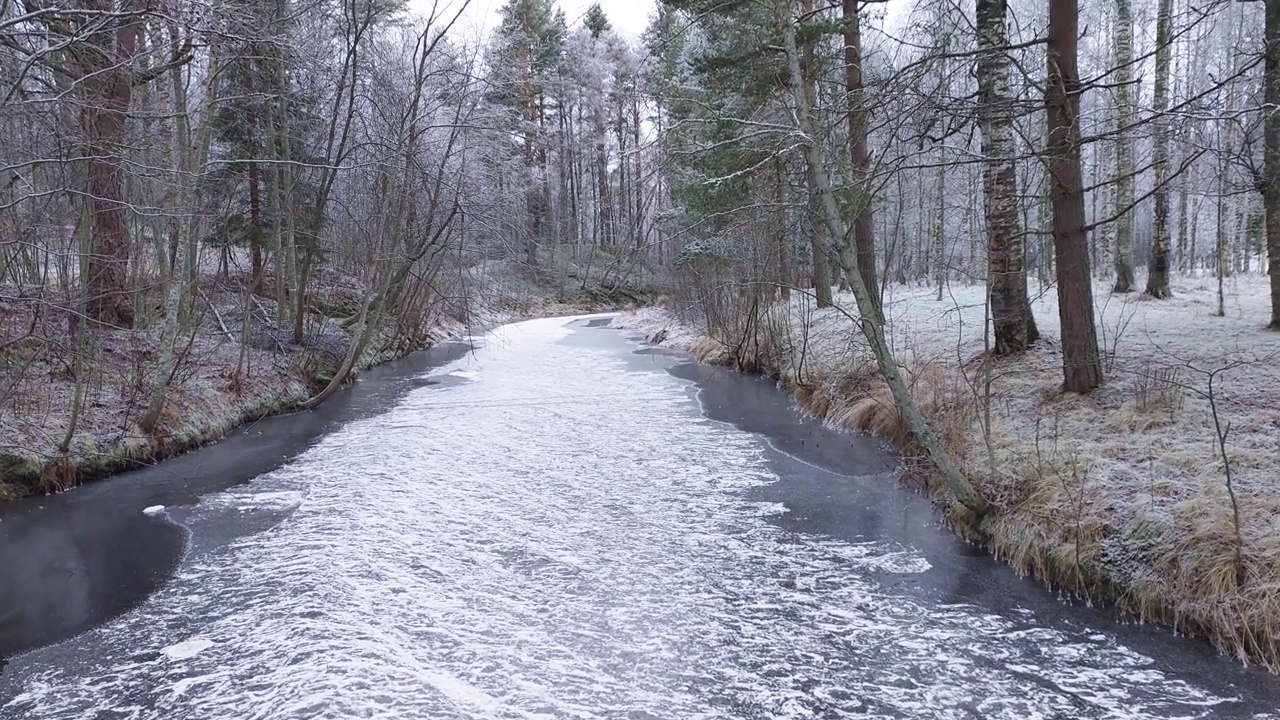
489,0,567,267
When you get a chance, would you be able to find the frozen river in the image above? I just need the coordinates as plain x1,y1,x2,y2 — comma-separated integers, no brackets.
1,316,1278,719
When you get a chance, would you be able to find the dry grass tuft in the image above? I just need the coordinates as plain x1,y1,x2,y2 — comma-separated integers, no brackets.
690,334,732,365
831,385,906,444
39,455,76,494
797,383,831,419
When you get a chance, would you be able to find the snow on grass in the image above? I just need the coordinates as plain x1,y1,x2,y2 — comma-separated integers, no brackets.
0,275,460,497
619,273,1280,670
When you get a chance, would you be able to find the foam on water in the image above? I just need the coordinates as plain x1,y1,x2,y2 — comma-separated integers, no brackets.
1,316,1269,719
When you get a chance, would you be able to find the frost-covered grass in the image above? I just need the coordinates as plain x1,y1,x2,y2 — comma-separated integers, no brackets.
619,274,1280,670
0,272,463,498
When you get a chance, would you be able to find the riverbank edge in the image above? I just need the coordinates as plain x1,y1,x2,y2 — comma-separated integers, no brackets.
0,300,622,503
615,307,1277,673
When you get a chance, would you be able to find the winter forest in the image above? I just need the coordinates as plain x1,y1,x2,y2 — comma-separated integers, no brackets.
5,0,1280,671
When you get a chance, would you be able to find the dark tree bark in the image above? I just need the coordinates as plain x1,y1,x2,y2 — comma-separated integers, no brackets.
1265,0,1280,328
79,1,145,328
1145,0,1173,298
594,109,613,248
633,98,645,249
246,59,265,292
248,160,264,290
799,0,833,307
774,160,792,301
976,0,1039,354
1046,0,1103,392
842,0,878,307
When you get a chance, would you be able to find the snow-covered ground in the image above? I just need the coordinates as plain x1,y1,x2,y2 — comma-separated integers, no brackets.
3,315,1273,718
620,274,1280,668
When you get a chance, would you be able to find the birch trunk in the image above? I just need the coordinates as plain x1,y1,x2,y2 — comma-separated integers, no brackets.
1112,0,1136,292
976,0,1039,354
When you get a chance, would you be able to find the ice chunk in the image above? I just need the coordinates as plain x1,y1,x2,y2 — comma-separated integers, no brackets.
162,638,214,660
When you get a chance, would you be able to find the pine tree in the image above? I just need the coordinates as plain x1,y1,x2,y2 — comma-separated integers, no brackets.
490,0,567,267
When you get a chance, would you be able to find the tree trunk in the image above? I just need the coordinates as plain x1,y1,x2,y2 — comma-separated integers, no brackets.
1217,151,1229,316
1177,152,1189,274
248,160,264,290
784,7,988,516
141,41,221,434
775,161,792,300
268,52,295,327
1112,0,1136,292
245,61,264,293
1047,0,1103,392
799,0,833,308
1146,0,1173,298
1265,0,1280,328
80,1,144,328
594,121,612,248
633,98,645,250
842,0,878,307
935,162,946,301
1098,127,1116,279
976,0,1039,354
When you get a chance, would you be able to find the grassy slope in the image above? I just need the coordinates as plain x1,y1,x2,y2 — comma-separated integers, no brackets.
619,274,1280,670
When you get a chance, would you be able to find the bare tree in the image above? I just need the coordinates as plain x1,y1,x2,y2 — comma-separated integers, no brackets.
785,2,989,515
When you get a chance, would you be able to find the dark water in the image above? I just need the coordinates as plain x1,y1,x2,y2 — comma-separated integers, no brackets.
0,316,1276,718
0,340,474,661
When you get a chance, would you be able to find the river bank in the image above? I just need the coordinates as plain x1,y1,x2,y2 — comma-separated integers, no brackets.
0,256,647,501
5,314,1279,718
617,275,1280,672
0,336,480,662
0,293,631,659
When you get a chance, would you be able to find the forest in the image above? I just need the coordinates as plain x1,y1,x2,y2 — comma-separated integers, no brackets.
3,0,1280,670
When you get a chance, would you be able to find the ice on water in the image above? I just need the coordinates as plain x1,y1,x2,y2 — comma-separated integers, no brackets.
1,316,1262,720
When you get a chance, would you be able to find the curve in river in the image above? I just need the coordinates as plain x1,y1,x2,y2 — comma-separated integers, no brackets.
1,315,1278,719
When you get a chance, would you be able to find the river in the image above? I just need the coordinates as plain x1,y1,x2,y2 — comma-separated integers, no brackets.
0,315,1277,719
